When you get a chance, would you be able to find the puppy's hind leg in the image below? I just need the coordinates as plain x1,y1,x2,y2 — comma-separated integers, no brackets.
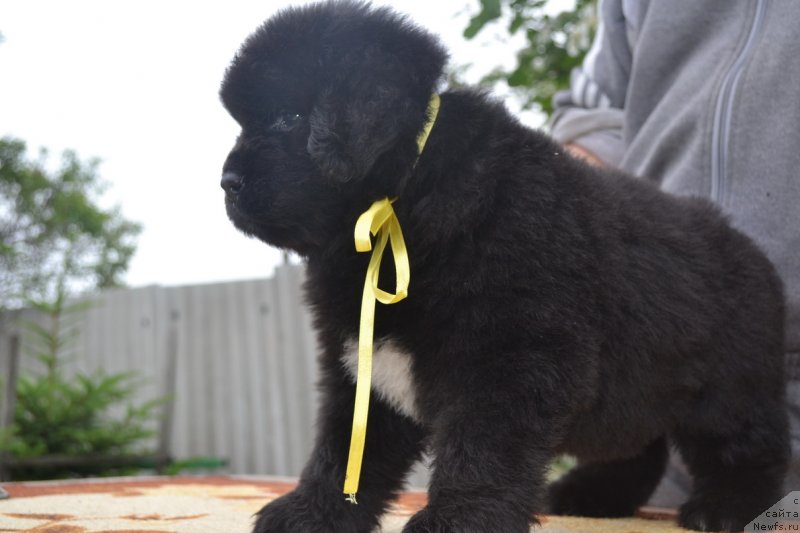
672,398,790,532
547,436,668,517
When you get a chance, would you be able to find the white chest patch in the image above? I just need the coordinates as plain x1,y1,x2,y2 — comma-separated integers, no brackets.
341,338,420,422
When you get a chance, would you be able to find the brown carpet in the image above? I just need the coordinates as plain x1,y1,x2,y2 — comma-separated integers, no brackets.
0,476,687,532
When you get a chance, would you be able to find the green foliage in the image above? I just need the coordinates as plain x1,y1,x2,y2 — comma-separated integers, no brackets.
7,371,159,459
0,137,141,310
464,0,597,115
547,454,577,482
0,285,162,480
163,456,228,476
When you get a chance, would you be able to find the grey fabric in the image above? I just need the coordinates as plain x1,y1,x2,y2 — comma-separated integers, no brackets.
785,353,800,492
549,107,625,166
550,0,800,504
551,0,800,353
647,451,690,507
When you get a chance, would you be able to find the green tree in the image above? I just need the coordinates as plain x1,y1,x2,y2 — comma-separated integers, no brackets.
0,280,162,480
0,137,141,310
464,0,597,115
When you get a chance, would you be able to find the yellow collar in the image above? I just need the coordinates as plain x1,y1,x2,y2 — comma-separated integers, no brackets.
416,93,440,156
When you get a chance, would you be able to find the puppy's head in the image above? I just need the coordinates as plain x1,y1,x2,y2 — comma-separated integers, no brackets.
219,0,447,254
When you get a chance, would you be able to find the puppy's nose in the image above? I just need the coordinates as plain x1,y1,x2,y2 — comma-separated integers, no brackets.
221,171,244,194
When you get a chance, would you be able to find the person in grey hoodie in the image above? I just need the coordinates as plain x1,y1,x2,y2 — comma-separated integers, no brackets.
550,0,799,506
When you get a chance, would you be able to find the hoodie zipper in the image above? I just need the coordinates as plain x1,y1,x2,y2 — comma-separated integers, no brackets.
710,0,767,204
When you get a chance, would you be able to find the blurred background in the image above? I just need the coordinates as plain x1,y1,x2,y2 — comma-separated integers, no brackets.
0,0,592,484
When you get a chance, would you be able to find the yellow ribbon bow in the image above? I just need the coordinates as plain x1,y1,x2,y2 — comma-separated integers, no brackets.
344,198,409,503
343,93,440,504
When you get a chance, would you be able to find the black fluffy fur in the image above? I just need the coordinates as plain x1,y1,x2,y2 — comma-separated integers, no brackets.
219,2,790,532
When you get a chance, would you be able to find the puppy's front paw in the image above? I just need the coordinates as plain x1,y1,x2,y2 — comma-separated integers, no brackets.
402,504,531,533
253,489,371,533
252,491,316,533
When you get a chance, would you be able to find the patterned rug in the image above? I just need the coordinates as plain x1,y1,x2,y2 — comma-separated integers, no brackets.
0,476,687,532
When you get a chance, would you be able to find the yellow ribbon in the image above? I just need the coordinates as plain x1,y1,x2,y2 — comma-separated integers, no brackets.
415,93,440,154
343,93,439,503
344,198,409,503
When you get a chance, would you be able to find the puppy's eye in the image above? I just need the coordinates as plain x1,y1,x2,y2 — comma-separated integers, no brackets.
269,112,303,132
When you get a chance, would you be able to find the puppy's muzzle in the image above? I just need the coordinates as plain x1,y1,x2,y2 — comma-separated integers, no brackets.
221,171,244,195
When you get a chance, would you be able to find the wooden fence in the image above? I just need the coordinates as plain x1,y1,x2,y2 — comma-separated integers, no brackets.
0,264,430,486
0,264,319,477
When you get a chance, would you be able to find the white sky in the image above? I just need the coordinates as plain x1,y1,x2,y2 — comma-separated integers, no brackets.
0,0,546,289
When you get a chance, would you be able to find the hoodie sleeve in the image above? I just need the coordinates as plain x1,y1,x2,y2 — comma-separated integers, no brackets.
549,0,637,167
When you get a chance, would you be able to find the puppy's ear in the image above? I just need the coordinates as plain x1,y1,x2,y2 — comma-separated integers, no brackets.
307,44,441,183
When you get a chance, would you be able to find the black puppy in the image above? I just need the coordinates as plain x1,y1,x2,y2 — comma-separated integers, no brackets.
219,2,789,531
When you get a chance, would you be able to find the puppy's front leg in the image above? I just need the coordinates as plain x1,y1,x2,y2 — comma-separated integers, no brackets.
253,360,427,533
403,354,563,533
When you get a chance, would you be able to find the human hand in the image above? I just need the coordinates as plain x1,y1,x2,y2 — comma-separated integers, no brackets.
565,143,605,167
